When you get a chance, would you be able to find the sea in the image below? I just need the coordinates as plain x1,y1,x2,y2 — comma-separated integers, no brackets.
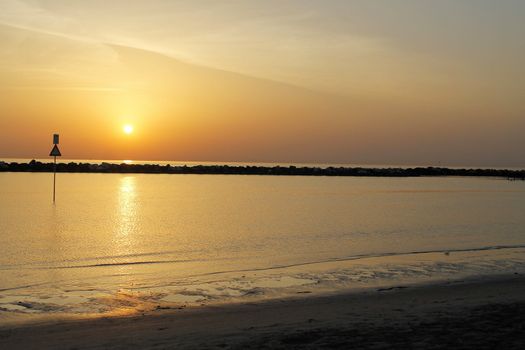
1,159,525,324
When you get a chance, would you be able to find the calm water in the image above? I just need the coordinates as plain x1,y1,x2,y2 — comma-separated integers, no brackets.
1,172,525,323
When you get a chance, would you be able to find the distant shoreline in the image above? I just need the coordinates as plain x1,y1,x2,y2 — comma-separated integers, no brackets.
1,160,524,179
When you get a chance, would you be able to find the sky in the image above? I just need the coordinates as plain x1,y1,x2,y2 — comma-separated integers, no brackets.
0,0,524,167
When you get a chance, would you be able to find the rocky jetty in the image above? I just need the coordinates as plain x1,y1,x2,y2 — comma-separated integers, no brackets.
1,160,524,179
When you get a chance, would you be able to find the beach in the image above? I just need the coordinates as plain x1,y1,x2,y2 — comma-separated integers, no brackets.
1,274,524,349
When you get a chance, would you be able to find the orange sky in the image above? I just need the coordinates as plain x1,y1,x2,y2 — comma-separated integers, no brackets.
0,1,524,167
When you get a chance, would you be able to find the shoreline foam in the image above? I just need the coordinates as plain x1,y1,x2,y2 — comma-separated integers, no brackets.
2,247,524,328
1,274,524,349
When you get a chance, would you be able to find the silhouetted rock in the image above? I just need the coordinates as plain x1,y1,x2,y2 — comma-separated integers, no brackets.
0,160,524,179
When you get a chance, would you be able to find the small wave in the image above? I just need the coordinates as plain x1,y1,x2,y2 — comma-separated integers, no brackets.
0,282,50,292
1,244,523,294
0,258,205,271
46,258,201,270
8,244,524,273
183,244,525,278
2,244,524,288
0,249,205,270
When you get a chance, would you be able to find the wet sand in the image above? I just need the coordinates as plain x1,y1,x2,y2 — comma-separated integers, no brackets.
1,275,525,349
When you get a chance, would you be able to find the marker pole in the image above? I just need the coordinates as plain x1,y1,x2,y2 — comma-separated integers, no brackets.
49,134,61,203
53,155,56,203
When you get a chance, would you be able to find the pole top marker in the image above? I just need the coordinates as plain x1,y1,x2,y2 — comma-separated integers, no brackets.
50,144,61,157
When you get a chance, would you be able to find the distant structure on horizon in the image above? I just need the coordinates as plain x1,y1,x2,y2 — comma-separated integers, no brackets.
1,160,524,180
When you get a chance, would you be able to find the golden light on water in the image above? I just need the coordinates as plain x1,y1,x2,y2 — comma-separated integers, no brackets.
118,176,137,238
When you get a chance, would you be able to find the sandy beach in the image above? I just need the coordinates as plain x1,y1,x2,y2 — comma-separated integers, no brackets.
1,274,524,349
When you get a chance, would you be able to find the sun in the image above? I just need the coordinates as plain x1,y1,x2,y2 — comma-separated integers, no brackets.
123,124,134,135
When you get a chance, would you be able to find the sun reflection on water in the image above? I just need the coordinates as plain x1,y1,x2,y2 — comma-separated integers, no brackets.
117,176,137,238
113,176,140,290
